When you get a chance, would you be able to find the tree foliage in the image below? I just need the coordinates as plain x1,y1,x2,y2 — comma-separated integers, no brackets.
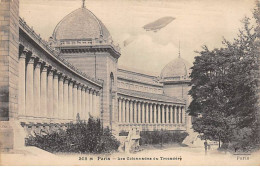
26,117,120,153
188,1,260,151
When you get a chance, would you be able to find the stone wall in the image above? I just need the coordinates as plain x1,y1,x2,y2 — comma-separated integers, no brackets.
0,0,20,150
0,0,19,121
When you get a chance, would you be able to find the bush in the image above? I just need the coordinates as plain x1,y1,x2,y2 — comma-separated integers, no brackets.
140,130,188,145
26,117,120,154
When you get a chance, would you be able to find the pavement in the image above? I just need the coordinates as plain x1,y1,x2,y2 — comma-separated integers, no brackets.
0,144,259,166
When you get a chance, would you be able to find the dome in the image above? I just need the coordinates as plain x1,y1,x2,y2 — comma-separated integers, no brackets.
160,57,192,79
52,7,111,41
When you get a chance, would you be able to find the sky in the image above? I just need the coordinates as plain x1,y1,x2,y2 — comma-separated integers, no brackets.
20,0,256,75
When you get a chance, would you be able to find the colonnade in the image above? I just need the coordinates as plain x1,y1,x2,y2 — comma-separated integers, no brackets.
118,97,185,124
18,47,101,122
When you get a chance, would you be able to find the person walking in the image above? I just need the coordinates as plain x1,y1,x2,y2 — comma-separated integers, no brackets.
204,140,208,155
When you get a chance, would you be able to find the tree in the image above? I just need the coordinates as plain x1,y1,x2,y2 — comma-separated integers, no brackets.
188,1,259,151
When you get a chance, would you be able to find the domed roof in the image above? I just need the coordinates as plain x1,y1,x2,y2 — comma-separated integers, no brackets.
160,57,192,79
52,7,111,41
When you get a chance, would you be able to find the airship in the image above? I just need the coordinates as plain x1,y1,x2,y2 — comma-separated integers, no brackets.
143,16,175,32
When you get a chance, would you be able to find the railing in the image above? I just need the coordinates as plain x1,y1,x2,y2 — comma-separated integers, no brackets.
19,17,103,86
56,39,121,53
118,123,186,131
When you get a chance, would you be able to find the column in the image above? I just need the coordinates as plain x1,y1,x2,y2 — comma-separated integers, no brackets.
89,89,93,117
145,103,149,123
77,85,82,119
26,56,35,116
153,104,157,123
118,98,122,122
149,103,153,123
169,106,173,123
166,105,169,123
73,83,78,120
18,50,26,116
137,102,141,123
180,107,183,123
134,101,137,123
126,100,129,123
92,91,96,117
47,68,54,118
122,99,125,123
85,88,90,120
96,92,99,119
63,78,69,120
162,105,165,123
183,107,186,123
53,72,59,118
177,106,179,123
58,75,64,119
142,102,145,123
129,100,133,123
174,106,177,123
68,81,73,120
40,65,48,117
158,104,161,123
81,86,85,120
34,60,41,117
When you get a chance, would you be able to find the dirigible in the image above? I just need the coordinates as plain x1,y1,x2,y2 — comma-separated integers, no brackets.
143,16,175,32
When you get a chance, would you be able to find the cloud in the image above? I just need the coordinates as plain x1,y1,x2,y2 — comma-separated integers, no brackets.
119,34,179,74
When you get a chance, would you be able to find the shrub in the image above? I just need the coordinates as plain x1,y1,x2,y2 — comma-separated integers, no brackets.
26,117,120,154
140,130,188,145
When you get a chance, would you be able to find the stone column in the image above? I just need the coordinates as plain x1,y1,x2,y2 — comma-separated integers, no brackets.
141,102,145,123
137,102,141,123
181,107,184,123
18,50,27,116
77,85,82,119
25,56,35,116
126,100,129,123
166,105,169,123
81,86,85,120
149,103,153,123
118,98,121,122
47,68,54,118
92,91,96,117
122,99,125,123
169,106,173,123
85,88,90,120
68,81,73,120
162,105,165,123
134,101,137,123
96,92,100,118
153,104,157,123
53,72,59,119
73,83,78,120
174,106,177,123
177,106,180,123
145,103,149,123
89,89,93,117
158,104,161,123
58,75,64,119
40,65,48,117
34,60,41,117
63,78,69,120
129,100,133,123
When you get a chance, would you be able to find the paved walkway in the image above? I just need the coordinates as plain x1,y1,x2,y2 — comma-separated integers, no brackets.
1,144,259,165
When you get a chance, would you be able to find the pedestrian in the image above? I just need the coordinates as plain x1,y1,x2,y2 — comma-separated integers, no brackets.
204,140,208,155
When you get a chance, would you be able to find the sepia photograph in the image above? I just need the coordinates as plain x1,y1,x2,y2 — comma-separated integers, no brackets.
0,0,259,166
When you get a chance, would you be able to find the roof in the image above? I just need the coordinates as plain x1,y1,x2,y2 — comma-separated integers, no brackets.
52,7,110,41
118,88,185,104
160,57,192,79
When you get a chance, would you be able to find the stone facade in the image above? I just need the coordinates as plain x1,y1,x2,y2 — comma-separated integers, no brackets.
0,0,193,150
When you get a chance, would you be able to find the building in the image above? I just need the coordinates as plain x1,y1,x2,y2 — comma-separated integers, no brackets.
0,0,192,150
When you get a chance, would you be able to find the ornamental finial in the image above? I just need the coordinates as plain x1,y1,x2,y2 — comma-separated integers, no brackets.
82,0,86,8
